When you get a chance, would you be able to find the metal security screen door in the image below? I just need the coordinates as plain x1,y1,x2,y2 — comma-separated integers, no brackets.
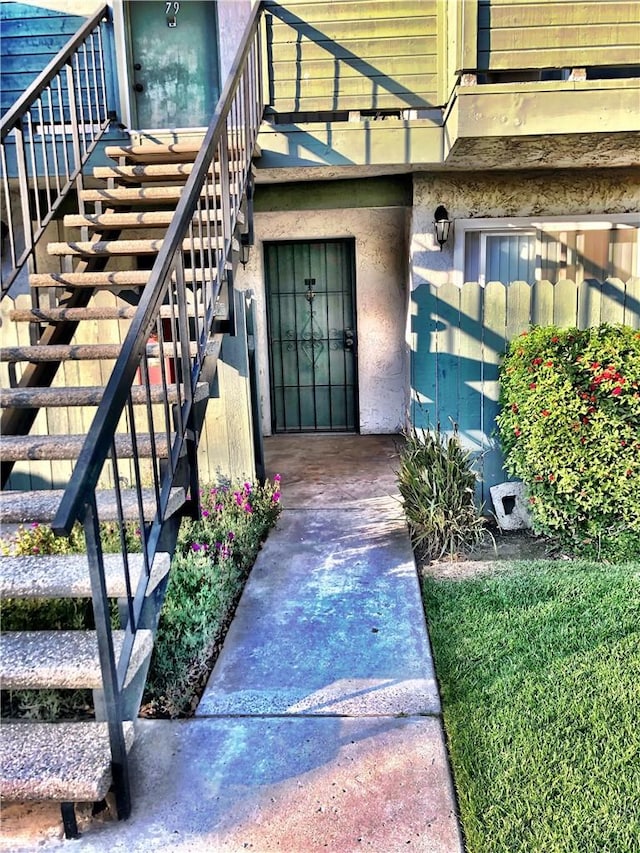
266,240,358,432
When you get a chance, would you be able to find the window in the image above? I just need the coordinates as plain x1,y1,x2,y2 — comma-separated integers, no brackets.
454,216,639,287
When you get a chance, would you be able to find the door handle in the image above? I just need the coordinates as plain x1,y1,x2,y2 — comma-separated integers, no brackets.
344,329,356,352
134,83,144,93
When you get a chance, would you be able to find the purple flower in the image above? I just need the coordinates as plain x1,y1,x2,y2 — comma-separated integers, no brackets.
244,481,252,493
202,509,210,519
243,502,253,514
272,492,281,503
215,503,224,512
227,531,235,541
274,474,281,482
192,543,202,552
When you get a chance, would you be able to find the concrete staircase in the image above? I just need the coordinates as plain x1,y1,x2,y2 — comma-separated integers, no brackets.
0,140,238,835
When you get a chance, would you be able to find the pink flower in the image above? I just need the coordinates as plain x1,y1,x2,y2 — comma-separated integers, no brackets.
611,386,623,396
274,473,281,482
272,492,281,503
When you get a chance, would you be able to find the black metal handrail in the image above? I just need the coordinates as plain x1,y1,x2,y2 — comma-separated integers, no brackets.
48,4,264,820
1,4,113,295
53,4,263,535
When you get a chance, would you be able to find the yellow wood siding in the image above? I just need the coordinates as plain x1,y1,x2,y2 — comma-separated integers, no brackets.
478,0,640,71
264,0,440,113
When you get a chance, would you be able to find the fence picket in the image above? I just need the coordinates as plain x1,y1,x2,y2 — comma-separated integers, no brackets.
481,281,507,497
506,280,532,340
531,279,554,327
435,282,461,429
553,279,579,327
600,278,627,325
577,277,603,328
410,283,439,427
459,281,485,495
624,276,640,329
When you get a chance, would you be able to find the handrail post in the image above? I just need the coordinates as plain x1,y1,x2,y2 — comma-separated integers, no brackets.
83,495,131,820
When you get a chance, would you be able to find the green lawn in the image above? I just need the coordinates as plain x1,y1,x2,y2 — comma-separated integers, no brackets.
422,560,640,853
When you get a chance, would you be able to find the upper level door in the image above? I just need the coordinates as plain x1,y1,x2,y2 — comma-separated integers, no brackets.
125,1,220,130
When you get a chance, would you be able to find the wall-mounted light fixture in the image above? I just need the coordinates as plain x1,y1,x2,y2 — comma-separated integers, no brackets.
433,205,451,251
239,232,251,268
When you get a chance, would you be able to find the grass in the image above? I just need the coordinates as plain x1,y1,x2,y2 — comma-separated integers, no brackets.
422,559,640,853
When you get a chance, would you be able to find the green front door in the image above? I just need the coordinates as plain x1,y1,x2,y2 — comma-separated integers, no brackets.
266,240,358,433
125,1,220,129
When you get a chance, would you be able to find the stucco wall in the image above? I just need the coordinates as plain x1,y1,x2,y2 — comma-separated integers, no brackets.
410,169,640,290
216,0,255,83
236,207,410,436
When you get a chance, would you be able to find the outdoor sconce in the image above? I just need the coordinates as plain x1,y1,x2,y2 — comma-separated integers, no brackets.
239,232,251,268
433,205,451,250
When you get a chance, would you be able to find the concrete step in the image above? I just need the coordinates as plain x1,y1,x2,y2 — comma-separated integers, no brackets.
92,163,197,183
0,629,153,690
0,381,209,408
8,305,200,323
47,236,234,258
79,184,235,206
0,340,199,364
0,720,135,802
29,269,152,289
62,209,242,230
91,162,236,183
103,140,255,163
0,432,173,461
0,552,170,600
28,268,214,289
105,141,203,163
0,487,186,524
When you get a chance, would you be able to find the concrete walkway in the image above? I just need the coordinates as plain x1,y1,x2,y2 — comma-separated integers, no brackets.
1,435,464,853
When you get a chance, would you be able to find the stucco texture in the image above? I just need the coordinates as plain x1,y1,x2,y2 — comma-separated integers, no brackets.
236,207,410,435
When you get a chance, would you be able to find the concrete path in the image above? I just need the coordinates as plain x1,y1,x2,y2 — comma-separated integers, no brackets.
1,435,464,853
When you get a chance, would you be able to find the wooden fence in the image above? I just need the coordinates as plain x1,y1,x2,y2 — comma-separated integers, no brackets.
410,277,640,506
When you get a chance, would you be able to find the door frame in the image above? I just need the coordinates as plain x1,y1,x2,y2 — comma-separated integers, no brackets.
264,237,359,434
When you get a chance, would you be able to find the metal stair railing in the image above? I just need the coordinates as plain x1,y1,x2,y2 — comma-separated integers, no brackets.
50,5,265,821
1,4,114,297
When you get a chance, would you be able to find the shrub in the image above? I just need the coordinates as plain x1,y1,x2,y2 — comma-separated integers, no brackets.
397,423,487,560
497,324,640,560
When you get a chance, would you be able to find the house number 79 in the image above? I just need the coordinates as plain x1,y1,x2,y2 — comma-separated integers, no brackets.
166,1,180,27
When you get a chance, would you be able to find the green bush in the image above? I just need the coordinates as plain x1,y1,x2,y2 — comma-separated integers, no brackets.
398,423,487,560
497,324,640,559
